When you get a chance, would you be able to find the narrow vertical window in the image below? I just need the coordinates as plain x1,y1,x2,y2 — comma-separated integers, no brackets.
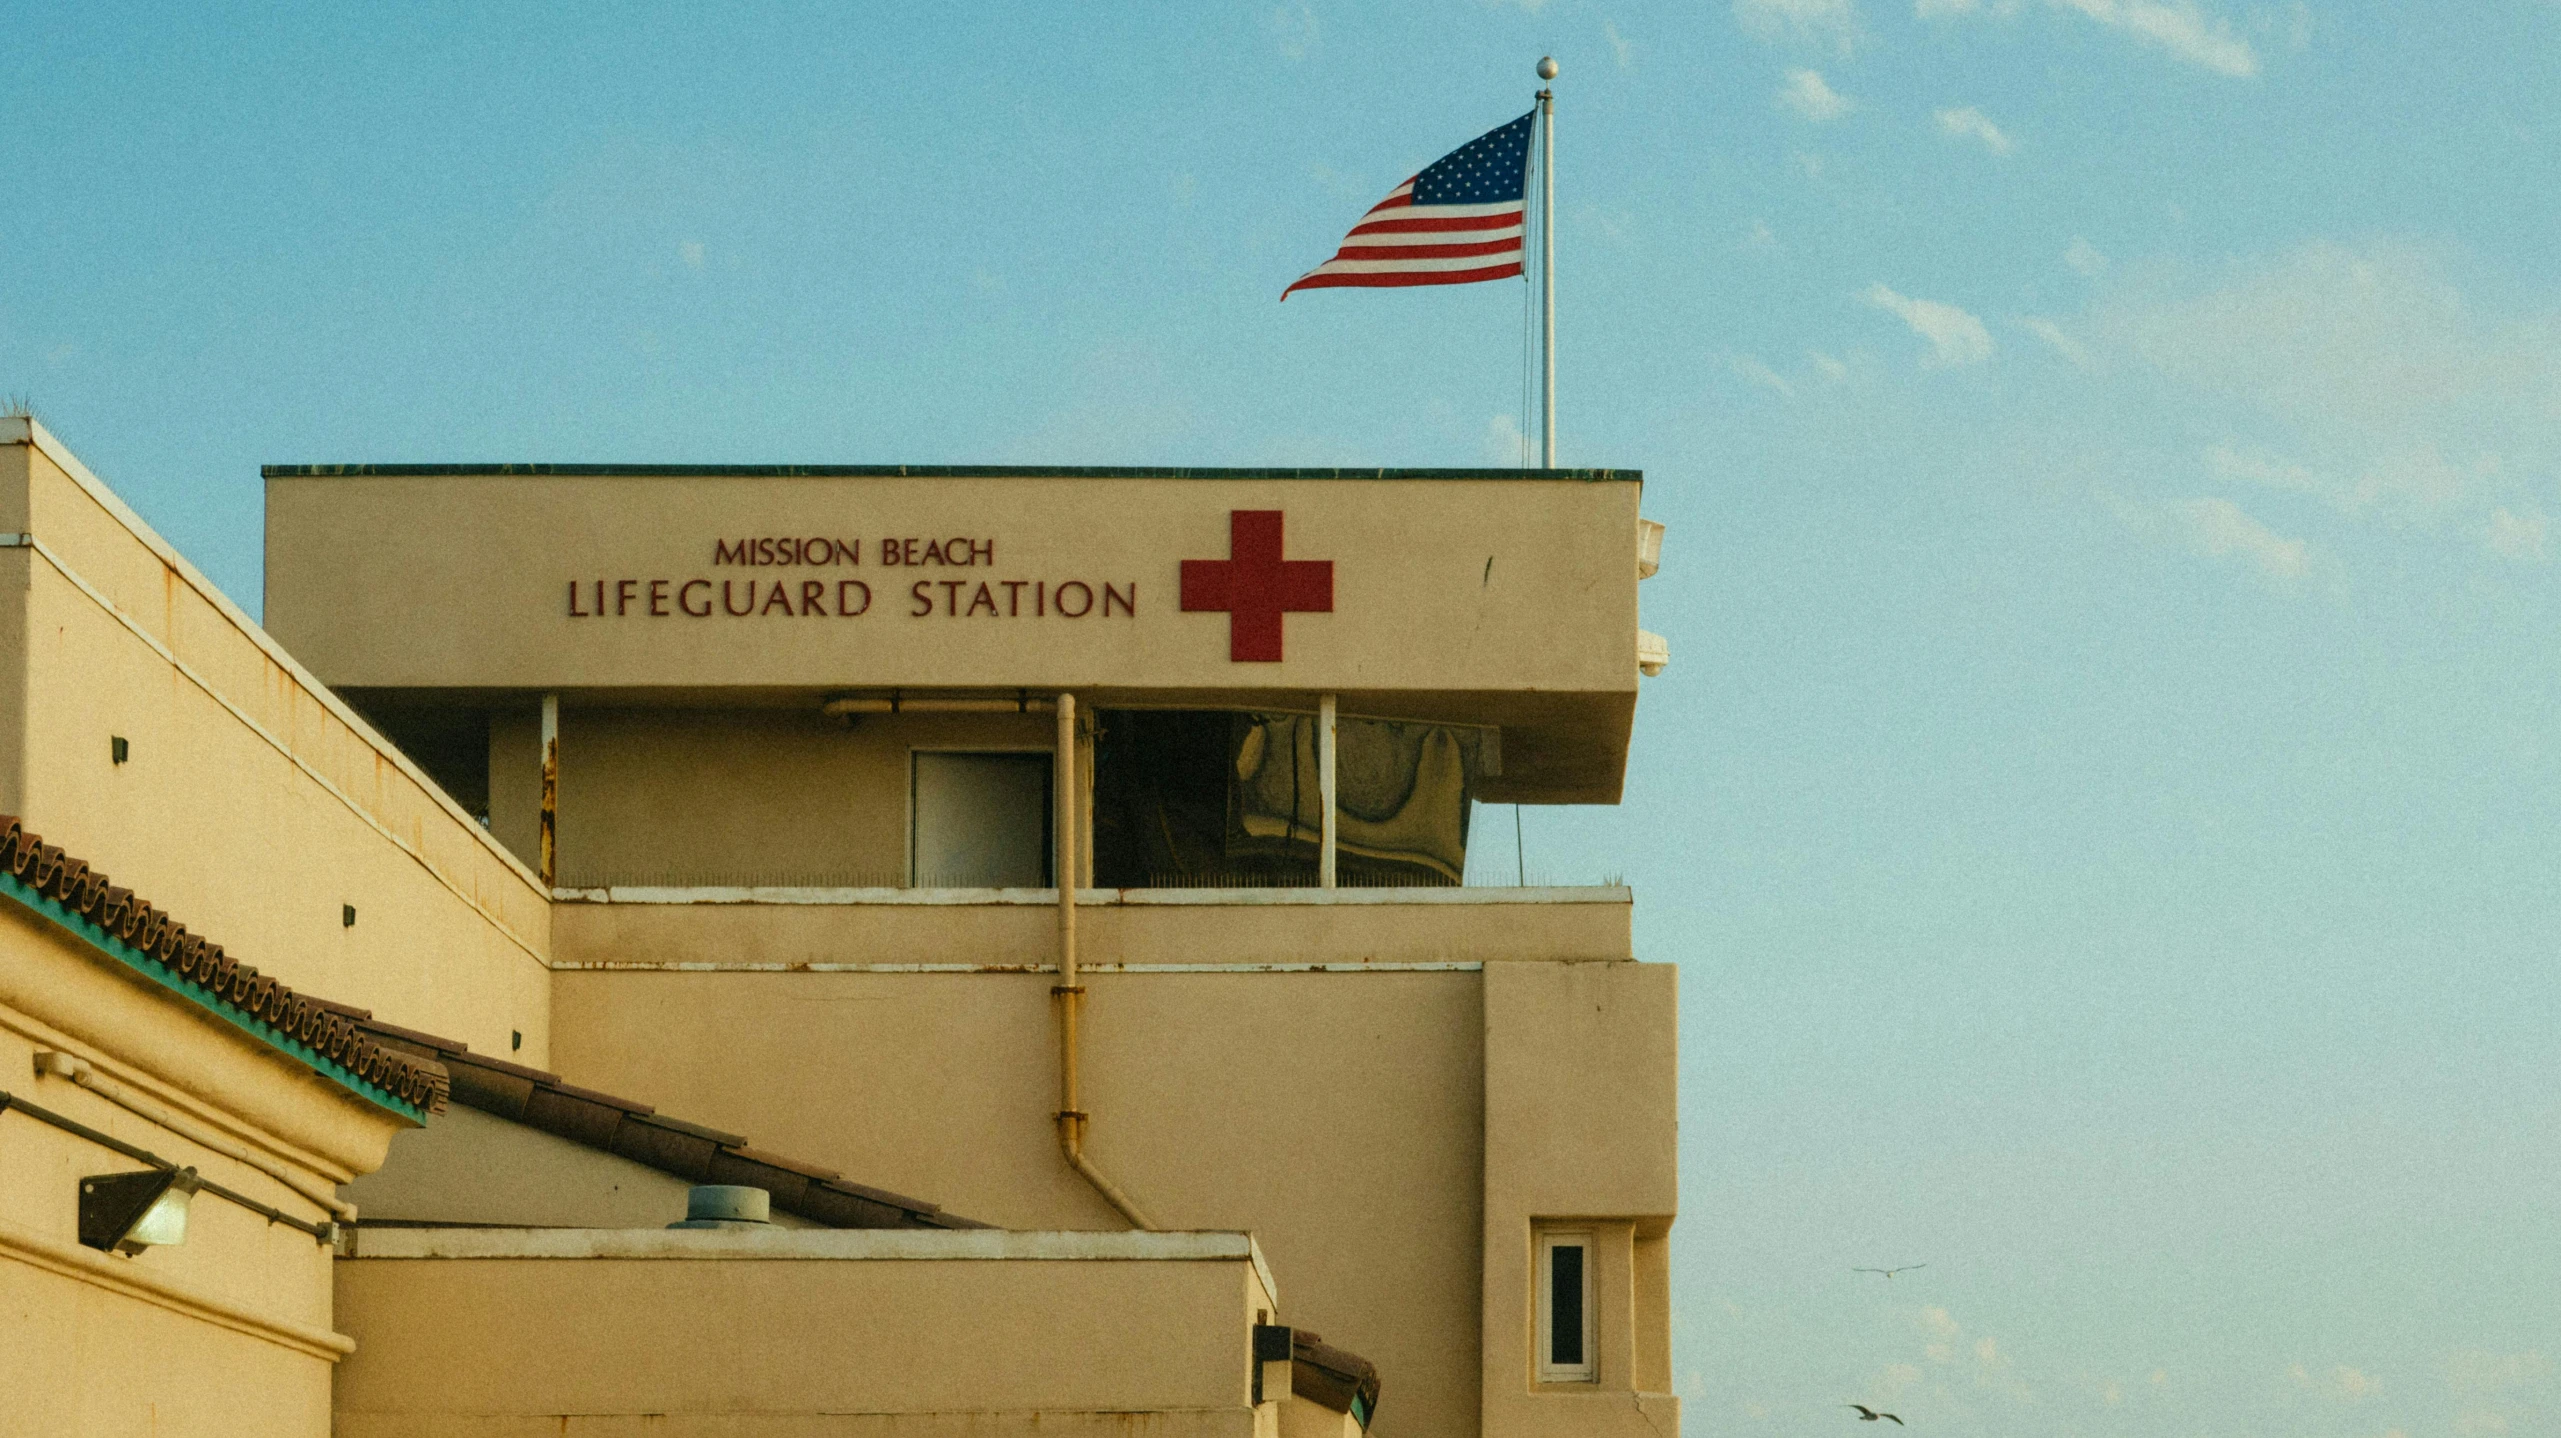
1537,1230,1595,1382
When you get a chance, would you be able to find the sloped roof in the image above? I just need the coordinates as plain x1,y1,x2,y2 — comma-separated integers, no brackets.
344,1011,983,1230
0,818,446,1119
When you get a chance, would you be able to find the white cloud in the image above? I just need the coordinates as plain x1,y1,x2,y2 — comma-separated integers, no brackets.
1605,19,1635,68
2049,0,2258,75
1918,0,2254,75
2103,490,2317,588
1731,355,1798,398
2485,506,2547,561
1809,349,1848,380
1746,217,1779,250
2021,316,2090,367
2065,236,2109,275
1736,0,1862,50
1780,68,1854,120
1866,283,1994,366
679,240,705,268
1483,414,1531,466
1935,105,2014,152
1265,5,1319,59
2334,1367,2381,1401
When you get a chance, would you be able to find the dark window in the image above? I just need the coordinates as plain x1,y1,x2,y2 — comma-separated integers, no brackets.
1093,709,1483,888
1549,1241,1586,1367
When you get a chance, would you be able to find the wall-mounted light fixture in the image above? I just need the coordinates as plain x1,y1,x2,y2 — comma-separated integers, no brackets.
79,1166,199,1255
342,904,356,928
110,736,129,765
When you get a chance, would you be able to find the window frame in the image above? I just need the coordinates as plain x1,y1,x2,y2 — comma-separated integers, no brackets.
1535,1227,1597,1384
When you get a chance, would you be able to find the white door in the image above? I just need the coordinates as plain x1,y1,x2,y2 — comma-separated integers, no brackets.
911,752,1053,887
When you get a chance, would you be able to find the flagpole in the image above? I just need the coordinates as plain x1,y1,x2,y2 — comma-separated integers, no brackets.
1537,56,1557,469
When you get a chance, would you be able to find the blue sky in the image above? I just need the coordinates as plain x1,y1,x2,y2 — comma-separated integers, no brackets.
6,2,2557,1434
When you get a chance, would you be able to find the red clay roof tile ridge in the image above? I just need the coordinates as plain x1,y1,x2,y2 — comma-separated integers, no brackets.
0,817,448,1117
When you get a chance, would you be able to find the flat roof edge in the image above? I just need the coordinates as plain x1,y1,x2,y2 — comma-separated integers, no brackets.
261,463,1640,483
344,1226,1278,1297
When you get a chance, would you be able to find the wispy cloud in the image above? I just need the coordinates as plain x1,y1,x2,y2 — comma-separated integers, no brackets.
1731,354,1798,398
1605,19,1635,68
2065,236,2109,275
2102,489,2319,588
1866,283,1994,366
2053,0,2256,74
1780,68,1854,120
1483,413,1531,466
2021,316,2090,367
1736,0,1862,51
1920,0,2256,76
1935,105,2014,153
1264,4,1319,59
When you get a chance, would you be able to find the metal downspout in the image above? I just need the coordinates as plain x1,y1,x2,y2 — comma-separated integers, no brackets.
1053,692,1155,1230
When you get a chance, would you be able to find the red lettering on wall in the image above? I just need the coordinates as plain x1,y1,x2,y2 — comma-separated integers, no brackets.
1056,581,1093,618
1003,580,1026,616
966,583,997,617
938,579,964,615
649,579,671,616
1103,582,1135,617
680,580,712,617
800,580,825,615
616,579,638,616
759,583,795,616
568,581,590,617
837,580,872,616
723,580,754,617
910,580,933,616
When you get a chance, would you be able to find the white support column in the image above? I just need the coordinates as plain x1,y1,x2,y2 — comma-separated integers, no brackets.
538,693,559,890
1319,695,1339,889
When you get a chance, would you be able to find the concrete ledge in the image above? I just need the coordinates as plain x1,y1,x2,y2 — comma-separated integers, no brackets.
556,885,1631,906
346,1226,1276,1300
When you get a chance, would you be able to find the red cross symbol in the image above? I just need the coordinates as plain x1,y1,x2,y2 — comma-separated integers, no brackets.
1180,510,1334,662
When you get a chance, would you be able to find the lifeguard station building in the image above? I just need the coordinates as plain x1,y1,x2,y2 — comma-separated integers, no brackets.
0,417,1677,1438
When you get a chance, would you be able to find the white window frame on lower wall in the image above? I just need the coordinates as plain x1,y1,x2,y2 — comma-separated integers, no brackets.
1536,1227,1596,1383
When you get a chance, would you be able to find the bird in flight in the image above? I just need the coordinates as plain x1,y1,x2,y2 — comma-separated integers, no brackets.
1851,1265,1927,1279
1847,1405,1904,1425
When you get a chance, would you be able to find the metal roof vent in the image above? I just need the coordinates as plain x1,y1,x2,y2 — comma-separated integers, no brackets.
669,1184,772,1229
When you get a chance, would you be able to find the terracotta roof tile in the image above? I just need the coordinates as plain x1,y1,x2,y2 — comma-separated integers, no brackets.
0,818,446,1118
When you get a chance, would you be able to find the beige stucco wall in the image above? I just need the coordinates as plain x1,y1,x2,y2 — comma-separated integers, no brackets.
334,1230,1278,1436
1,422,552,1064
492,705,1055,887
549,966,1490,1438
266,473,1640,696
0,893,409,1437
341,1104,823,1230
1480,961,1680,1438
264,470,1647,802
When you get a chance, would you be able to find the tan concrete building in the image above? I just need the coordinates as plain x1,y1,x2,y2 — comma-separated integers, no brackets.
2,417,1676,1438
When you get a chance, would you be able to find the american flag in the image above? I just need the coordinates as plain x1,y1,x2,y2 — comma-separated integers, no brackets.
1282,111,1535,300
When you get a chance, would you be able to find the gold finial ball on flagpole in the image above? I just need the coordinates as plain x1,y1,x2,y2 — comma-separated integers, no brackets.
1537,56,1558,80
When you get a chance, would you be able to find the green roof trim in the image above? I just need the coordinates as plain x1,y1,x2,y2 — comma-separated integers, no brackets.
261,463,1640,483
0,870,427,1121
